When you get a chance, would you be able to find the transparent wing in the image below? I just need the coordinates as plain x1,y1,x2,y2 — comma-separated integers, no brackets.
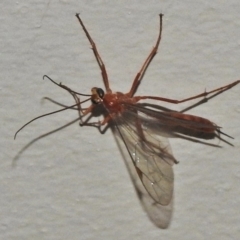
113,104,176,206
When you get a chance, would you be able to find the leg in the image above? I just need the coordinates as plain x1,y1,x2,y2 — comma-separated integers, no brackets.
128,14,164,97
133,80,240,104
75,13,111,93
78,112,112,135
69,92,85,123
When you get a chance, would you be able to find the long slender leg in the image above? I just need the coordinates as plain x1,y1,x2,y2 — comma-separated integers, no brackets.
68,92,85,123
75,13,111,93
133,80,240,104
128,14,164,97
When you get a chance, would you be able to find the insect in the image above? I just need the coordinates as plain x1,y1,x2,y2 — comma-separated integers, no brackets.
15,13,239,227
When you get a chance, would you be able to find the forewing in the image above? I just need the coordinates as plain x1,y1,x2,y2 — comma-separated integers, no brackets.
113,106,176,206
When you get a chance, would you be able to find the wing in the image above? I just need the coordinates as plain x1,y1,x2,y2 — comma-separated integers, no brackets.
113,104,176,206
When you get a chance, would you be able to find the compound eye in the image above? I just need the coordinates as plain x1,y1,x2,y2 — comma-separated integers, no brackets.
91,87,105,104
97,88,105,99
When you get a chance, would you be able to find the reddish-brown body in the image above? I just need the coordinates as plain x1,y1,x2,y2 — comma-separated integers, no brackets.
104,91,154,113
103,90,217,134
163,112,217,133
102,92,130,114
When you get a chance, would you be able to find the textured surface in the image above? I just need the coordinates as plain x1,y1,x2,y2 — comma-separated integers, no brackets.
1,0,240,239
